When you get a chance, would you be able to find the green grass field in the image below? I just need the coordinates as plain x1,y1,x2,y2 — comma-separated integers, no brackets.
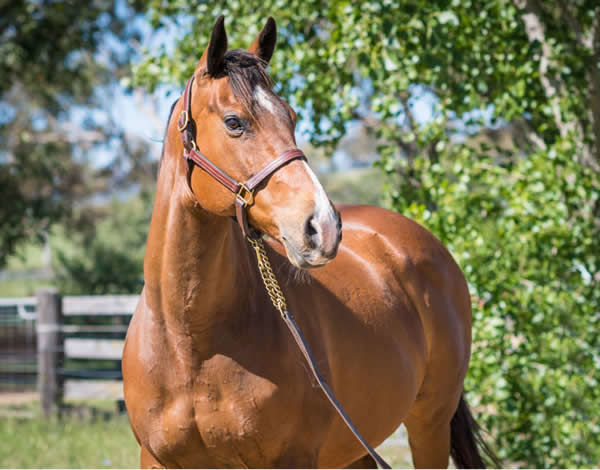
0,402,139,468
0,400,411,468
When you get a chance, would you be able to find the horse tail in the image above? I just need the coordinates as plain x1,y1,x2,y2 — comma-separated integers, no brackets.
450,394,500,468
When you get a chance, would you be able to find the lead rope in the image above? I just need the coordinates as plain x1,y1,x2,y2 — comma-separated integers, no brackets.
247,236,392,469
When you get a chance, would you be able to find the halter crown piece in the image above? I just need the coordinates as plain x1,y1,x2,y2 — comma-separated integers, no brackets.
177,75,307,238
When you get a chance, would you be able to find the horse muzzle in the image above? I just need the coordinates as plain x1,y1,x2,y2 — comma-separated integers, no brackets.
281,208,342,269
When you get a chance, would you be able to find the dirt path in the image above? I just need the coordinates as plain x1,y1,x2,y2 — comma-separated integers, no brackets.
0,391,38,405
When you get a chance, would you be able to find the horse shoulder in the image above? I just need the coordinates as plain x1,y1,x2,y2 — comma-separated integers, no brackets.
338,205,472,370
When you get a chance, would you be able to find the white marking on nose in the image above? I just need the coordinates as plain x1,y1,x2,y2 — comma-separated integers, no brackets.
254,86,278,115
302,161,334,223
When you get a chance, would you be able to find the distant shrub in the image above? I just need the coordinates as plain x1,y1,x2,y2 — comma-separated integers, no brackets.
54,191,153,295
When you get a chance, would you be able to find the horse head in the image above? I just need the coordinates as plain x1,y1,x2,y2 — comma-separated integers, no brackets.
181,16,341,268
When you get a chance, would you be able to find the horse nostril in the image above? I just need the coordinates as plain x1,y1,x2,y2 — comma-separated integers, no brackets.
305,215,319,248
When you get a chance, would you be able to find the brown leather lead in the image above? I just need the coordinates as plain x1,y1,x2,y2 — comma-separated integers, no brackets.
247,235,391,469
281,309,391,469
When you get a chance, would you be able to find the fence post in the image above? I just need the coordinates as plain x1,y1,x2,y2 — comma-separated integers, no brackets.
36,288,64,416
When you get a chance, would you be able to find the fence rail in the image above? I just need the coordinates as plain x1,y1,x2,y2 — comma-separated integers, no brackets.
0,295,137,316
0,290,137,415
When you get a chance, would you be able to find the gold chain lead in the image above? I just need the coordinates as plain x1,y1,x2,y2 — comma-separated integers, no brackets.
247,237,288,317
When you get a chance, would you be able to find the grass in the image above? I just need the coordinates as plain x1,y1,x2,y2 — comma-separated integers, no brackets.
0,278,54,297
381,444,414,468
0,239,53,296
0,401,139,468
0,399,413,469
4,243,45,272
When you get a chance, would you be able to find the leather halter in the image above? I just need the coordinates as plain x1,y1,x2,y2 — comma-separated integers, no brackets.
177,75,306,238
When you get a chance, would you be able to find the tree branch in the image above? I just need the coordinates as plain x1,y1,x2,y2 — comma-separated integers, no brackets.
555,1,600,167
350,109,418,158
557,0,593,51
587,15,600,167
515,0,599,167
398,92,417,133
515,0,571,139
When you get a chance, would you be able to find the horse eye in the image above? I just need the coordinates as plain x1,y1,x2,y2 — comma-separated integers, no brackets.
224,117,242,131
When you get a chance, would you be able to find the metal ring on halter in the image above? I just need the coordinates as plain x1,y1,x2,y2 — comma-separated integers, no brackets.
236,183,254,207
177,111,189,131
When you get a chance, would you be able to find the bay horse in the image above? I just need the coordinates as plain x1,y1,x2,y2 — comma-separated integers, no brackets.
123,16,497,469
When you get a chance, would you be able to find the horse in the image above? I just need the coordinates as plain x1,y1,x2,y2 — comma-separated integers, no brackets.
123,16,497,469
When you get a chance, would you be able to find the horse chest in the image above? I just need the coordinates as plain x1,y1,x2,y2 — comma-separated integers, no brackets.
151,352,317,467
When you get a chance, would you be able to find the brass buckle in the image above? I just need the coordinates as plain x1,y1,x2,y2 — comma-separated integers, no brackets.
236,184,254,207
177,110,189,131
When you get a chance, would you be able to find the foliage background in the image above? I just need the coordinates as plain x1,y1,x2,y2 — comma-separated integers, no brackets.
2,0,600,467
0,0,155,278
135,1,600,467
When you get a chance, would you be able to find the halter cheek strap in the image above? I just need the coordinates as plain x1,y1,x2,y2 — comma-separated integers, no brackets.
177,75,306,238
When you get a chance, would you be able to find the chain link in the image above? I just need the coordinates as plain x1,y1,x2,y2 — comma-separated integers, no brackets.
247,237,288,317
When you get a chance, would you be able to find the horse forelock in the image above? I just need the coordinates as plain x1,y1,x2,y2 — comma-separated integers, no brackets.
207,49,274,117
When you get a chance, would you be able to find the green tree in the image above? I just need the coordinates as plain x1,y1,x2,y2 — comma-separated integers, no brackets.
54,190,153,295
136,1,600,466
0,0,151,267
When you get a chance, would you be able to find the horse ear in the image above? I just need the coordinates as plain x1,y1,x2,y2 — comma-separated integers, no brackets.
248,17,277,64
200,16,228,76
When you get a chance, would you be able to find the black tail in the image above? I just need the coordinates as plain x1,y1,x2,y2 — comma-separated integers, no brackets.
450,394,501,468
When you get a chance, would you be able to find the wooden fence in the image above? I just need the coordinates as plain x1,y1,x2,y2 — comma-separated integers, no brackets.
0,290,137,415
0,298,37,392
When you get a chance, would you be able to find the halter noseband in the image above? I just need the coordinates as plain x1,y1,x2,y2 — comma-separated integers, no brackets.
177,75,307,238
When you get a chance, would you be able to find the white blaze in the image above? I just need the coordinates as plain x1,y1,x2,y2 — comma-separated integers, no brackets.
254,86,336,237
302,161,334,223
254,86,278,115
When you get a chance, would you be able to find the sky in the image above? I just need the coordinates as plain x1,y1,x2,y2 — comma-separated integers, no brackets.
83,11,177,168
88,7,493,172
85,7,445,171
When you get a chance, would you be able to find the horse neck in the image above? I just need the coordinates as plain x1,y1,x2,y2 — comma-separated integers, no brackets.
143,142,249,338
